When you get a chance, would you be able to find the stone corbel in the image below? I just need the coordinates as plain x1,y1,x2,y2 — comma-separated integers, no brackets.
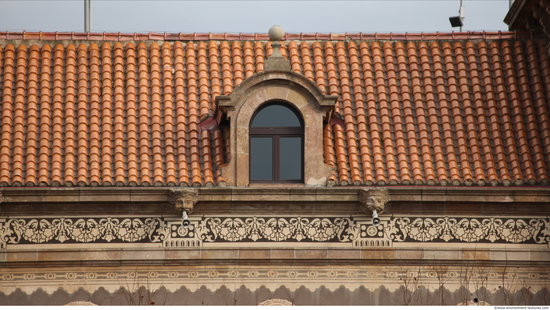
168,188,198,213
358,188,390,214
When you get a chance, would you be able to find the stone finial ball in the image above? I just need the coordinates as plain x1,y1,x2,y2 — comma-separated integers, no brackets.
268,25,285,41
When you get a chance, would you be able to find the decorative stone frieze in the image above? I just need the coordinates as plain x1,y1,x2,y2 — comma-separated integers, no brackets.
352,217,393,247
0,217,168,244
1,265,549,295
163,217,202,248
0,219,5,250
358,188,390,213
168,188,198,213
196,217,357,242
384,216,550,244
1,215,548,246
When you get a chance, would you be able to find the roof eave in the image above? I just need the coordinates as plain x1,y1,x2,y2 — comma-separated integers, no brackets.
504,0,528,30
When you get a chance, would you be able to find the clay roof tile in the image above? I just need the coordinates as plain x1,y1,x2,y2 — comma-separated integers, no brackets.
0,35,548,186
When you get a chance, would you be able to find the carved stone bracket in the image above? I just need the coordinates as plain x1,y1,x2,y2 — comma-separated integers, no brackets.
168,188,198,213
358,188,390,214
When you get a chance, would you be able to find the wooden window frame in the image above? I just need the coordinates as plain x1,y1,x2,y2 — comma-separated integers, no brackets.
249,103,304,184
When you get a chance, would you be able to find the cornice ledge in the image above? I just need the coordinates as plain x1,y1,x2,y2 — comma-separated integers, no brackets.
388,187,550,203
0,186,549,204
1,247,548,266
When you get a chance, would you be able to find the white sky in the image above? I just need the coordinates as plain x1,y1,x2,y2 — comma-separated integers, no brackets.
0,0,510,34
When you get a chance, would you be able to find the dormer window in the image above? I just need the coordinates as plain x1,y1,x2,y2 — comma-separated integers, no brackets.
249,102,304,183
214,69,336,186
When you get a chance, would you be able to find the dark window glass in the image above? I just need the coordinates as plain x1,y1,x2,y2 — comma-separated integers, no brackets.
250,137,273,181
249,102,304,183
279,137,302,180
251,104,301,128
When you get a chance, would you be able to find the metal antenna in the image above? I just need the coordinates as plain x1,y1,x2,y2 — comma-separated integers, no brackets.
84,0,91,32
459,0,464,32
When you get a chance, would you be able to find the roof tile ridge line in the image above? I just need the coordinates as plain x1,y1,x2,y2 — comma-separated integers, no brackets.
0,31,531,42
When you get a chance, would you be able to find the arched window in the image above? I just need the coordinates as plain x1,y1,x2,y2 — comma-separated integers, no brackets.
249,102,304,183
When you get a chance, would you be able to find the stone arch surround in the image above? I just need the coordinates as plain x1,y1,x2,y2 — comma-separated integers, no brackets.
216,70,338,186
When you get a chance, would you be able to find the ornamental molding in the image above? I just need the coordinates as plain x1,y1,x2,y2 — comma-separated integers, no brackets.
1,215,549,248
1,265,549,295
214,70,338,113
0,217,168,247
196,217,357,243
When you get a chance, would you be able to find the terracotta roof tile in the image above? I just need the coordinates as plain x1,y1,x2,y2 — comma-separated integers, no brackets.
253,42,264,73
220,42,233,96
161,42,177,186
531,41,550,174
312,42,327,94
1,36,549,187
243,41,255,79
348,42,374,184
515,40,548,184
51,44,65,186
300,42,314,82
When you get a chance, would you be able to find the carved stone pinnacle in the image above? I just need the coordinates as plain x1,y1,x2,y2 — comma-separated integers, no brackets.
168,188,198,213
358,188,390,214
